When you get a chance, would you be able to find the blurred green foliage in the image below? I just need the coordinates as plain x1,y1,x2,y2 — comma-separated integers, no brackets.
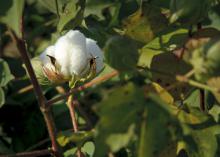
0,0,220,157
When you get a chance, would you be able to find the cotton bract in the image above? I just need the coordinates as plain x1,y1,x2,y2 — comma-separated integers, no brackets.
38,30,104,85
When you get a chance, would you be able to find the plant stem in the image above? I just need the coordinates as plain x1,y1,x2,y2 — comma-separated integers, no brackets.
67,94,84,157
176,75,219,93
67,95,79,132
46,70,118,106
10,17,62,156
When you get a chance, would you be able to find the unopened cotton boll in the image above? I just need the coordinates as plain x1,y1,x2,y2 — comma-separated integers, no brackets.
38,30,104,85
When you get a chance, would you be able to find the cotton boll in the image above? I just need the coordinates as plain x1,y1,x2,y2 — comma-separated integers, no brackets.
86,38,104,73
38,30,104,86
54,30,89,77
39,46,56,72
54,35,72,77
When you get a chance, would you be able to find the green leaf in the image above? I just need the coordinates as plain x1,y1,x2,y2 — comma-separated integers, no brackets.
64,147,77,157
63,141,95,157
57,0,85,32
0,0,24,38
178,106,220,157
138,96,180,157
169,0,210,24
0,87,5,108
57,130,94,147
122,3,168,44
180,120,220,157
185,126,220,157
38,0,67,14
106,124,136,152
209,104,220,122
104,36,139,72
207,77,220,103
84,1,114,19
81,142,95,157
93,83,145,157
138,27,188,68
184,89,216,109
150,52,192,100
190,38,220,82
0,58,14,87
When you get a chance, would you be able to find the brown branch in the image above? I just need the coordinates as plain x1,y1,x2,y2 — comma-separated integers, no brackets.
67,95,85,157
9,16,62,156
47,70,119,106
0,149,51,157
67,95,79,132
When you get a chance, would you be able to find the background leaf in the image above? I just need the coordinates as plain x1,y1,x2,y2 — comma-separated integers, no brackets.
0,0,24,37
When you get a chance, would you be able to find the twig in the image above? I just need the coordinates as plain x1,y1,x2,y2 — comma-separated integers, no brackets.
9,16,62,156
46,70,119,106
67,95,79,132
0,149,51,157
17,84,33,94
176,75,219,93
67,95,84,157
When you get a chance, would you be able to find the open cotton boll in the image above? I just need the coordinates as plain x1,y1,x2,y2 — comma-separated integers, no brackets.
86,38,104,74
54,30,89,77
37,30,104,86
39,46,56,72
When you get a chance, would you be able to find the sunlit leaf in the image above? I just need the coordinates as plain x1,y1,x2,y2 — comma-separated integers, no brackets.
138,27,188,68
64,147,77,157
122,3,168,44
144,82,174,105
189,37,220,82
81,142,95,157
207,77,220,103
209,104,220,122
57,130,94,147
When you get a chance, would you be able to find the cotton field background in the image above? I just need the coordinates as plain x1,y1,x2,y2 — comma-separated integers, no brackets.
1,0,220,157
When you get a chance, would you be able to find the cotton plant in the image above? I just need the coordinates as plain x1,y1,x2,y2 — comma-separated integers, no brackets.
33,30,104,88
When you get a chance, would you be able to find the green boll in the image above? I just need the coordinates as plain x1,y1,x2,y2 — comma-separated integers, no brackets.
26,57,51,85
